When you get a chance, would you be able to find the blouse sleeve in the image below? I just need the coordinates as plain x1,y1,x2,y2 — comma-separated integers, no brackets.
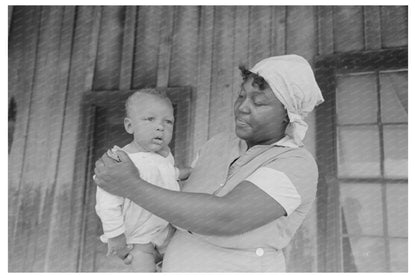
245,150,318,216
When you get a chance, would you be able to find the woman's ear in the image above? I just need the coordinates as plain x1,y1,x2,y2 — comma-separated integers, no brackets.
124,118,134,134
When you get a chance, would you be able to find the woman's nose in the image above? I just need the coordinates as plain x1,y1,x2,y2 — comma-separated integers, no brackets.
237,98,250,114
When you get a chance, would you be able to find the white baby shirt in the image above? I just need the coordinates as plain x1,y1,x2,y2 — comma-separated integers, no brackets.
95,151,180,247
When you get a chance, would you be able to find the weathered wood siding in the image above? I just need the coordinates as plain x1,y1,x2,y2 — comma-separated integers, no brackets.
8,6,408,272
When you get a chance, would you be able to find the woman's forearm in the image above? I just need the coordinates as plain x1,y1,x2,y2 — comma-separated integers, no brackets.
125,178,285,236
127,180,231,235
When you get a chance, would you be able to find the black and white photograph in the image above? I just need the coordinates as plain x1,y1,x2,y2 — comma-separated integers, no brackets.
7,3,409,273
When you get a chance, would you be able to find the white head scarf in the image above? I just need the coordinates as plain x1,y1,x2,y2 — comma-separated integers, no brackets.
249,54,324,147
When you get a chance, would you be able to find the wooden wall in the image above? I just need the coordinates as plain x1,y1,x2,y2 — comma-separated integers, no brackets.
8,6,407,272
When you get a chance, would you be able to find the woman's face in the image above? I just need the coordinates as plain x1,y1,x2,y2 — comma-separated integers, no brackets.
234,77,287,148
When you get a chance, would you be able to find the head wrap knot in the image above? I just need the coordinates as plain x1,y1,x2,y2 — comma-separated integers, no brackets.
249,54,324,146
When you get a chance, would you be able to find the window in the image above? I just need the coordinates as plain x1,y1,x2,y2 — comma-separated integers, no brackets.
315,49,407,272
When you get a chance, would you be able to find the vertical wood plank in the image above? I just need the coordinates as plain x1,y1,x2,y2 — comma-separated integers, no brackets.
93,6,124,90
333,6,364,52
315,58,342,272
8,6,13,32
248,6,272,66
31,6,76,271
132,6,162,88
286,6,316,61
193,6,214,158
380,6,408,48
168,6,199,87
364,6,382,50
156,6,175,87
119,6,137,90
284,6,318,272
271,6,286,56
232,6,249,102
166,6,199,162
11,6,65,271
8,6,42,271
208,6,235,138
317,6,334,56
45,6,102,272
285,5,317,153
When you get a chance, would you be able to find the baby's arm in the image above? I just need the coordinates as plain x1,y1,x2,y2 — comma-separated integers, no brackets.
95,187,130,259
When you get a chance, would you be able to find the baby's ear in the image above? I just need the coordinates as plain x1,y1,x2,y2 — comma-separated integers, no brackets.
124,118,133,134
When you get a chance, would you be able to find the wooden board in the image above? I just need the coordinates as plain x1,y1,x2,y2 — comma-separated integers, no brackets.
286,6,316,62
119,6,137,90
132,6,162,88
271,6,287,56
380,6,408,48
45,6,102,271
93,6,124,90
33,6,76,271
156,6,175,87
168,6,199,87
333,6,364,52
317,6,334,56
248,6,272,66
364,6,382,50
208,6,235,138
8,7,42,271
232,6,249,102
11,7,66,271
192,6,214,157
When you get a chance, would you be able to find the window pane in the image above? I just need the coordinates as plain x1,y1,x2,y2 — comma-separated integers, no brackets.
340,183,383,236
336,73,378,124
390,238,408,272
343,237,386,272
386,184,408,237
337,126,380,177
383,125,408,178
380,71,408,123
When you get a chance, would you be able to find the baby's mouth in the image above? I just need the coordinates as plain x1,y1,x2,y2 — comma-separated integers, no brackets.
152,136,163,144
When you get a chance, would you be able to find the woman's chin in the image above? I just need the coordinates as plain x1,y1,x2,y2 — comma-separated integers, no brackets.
235,126,252,140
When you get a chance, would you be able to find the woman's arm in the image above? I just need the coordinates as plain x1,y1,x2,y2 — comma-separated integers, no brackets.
94,150,286,236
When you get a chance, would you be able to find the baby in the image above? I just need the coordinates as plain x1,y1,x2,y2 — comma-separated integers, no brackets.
95,89,191,272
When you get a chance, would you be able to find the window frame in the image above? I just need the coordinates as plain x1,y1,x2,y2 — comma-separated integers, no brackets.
314,48,408,272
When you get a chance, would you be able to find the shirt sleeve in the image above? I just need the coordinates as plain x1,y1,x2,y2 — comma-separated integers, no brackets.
246,167,301,216
245,150,318,216
95,186,125,239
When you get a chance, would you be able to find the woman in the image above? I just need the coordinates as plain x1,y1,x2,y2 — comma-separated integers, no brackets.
94,54,324,272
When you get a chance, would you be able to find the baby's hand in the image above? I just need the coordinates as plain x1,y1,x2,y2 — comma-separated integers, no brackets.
107,145,122,162
107,234,133,264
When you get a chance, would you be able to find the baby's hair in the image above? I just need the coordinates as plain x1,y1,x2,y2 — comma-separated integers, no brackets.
239,65,268,90
125,88,171,118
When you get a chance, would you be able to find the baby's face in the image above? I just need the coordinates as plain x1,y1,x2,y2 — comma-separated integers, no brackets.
125,94,174,153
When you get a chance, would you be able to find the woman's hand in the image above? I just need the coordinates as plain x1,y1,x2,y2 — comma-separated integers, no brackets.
94,150,141,198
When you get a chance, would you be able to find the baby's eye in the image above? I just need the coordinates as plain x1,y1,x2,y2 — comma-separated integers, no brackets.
145,117,155,121
165,119,174,125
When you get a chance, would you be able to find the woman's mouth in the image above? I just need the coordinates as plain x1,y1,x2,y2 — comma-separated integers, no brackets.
235,118,250,127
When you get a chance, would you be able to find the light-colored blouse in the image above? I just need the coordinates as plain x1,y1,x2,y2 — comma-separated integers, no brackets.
162,132,318,272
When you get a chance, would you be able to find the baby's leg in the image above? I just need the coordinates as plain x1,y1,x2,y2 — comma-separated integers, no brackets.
129,243,157,272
